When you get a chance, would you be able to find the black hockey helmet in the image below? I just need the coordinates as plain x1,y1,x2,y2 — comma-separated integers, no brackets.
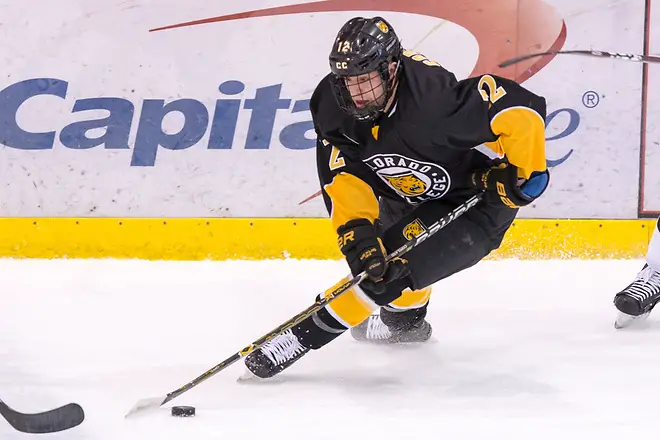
328,17,402,121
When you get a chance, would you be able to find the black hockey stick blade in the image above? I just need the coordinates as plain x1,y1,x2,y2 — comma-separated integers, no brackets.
0,400,85,434
498,49,660,68
125,193,483,418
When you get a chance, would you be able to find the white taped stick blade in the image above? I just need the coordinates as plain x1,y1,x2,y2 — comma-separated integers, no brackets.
125,395,168,418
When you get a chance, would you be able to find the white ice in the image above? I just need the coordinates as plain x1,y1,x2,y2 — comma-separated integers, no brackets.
0,258,657,440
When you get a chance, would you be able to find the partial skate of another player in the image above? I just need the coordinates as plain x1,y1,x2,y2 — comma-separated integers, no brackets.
613,264,660,329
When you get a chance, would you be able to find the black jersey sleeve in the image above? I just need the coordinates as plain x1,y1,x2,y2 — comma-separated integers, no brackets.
441,74,547,179
310,79,380,232
315,136,380,232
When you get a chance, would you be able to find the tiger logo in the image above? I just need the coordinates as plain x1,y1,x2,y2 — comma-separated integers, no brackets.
382,171,427,196
403,219,427,241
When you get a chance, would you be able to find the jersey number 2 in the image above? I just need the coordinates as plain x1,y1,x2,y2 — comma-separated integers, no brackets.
329,146,345,170
478,75,507,104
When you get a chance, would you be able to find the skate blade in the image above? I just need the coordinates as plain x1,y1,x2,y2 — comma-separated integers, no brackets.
236,367,262,383
614,310,651,329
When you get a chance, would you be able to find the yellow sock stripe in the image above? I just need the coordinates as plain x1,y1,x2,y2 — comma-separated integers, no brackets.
322,276,378,327
388,286,432,310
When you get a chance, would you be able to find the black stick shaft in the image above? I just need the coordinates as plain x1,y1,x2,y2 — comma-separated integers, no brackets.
499,49,660,68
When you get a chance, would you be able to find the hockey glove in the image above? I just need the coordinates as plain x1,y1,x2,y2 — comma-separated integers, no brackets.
337,218,410,295
470,161,549,208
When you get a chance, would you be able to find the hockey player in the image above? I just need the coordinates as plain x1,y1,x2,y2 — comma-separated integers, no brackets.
243,16,550,379
614,216,660,328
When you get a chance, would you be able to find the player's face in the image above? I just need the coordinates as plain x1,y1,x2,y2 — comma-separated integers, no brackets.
344,71,386,109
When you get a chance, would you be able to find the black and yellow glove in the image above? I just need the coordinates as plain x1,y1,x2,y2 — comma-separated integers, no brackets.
470,160,549,208
337,218,410,295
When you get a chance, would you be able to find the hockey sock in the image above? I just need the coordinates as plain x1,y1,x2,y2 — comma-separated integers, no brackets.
292,305,346,349
386,286,432,311
292,276,373,349
316,276,380,329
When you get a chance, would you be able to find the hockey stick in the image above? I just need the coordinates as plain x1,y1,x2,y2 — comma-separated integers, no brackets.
498,49,660,68
125,192,483,418
0,398,84,434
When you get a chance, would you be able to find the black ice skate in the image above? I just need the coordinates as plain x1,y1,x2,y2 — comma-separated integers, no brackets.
351,314,432,344
614,264,660,329
242,329,310,379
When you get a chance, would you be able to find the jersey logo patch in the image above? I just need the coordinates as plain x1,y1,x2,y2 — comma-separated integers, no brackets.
384,171,427,195
364,154,451,204
403,218,427,241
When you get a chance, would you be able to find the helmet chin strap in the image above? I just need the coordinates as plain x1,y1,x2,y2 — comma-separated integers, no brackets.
383,74,400,116
380,59,401,117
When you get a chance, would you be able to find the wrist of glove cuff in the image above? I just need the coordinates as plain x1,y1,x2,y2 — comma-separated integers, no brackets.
471,162,549,208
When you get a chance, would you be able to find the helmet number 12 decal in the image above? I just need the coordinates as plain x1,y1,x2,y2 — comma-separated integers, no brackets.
337,40,353,53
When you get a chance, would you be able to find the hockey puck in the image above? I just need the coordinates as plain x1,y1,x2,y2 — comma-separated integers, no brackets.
171,406,195,417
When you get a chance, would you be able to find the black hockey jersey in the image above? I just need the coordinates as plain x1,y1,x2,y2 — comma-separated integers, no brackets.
311,50,547,232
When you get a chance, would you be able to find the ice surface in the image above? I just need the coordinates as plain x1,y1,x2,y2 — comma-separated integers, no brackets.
0,258,656,440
